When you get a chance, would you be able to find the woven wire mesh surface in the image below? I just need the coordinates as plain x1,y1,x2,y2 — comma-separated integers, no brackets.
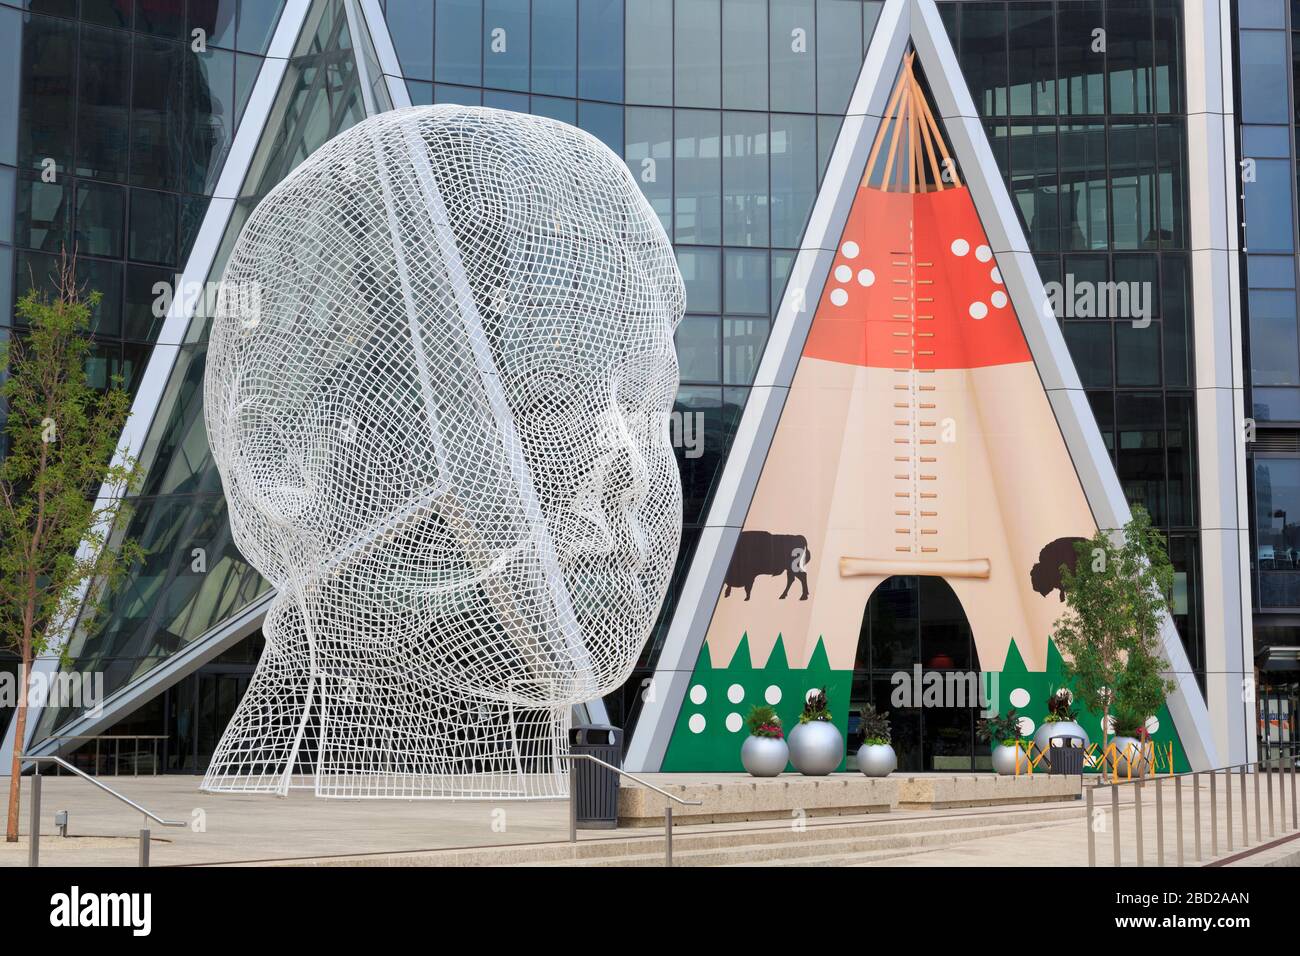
200,106,684,798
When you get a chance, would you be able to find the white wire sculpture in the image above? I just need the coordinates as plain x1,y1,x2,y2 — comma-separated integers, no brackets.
200,106,685,799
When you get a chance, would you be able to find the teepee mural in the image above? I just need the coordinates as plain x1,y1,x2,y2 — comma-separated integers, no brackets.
661,53,1185,769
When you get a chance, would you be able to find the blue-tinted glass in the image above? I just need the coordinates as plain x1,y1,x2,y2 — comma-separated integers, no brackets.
1153,0,1181,112
387,0,434,80
184,49,235,193
1064,321,1113,386
1239,0,1286,28
235,0,284,54
1248,254,1296,288
532,0,577,96
958,1,1006,116
1060,123,1107,249
436,0,483,86
675,247,720,311
18,15,77,172
483,90,526,114
1106,0,1152,115
724,317,767,384
0,167,12,242
135,0,185,37
676,0,721,108
189,0,237,50
771,249,794,313
124,262,170,341
233,52,259,127
0,7,20,166
0,246,11,327
16,175,68,252
128,188,178,265
1239,31,1290,124
1116,391,1166,524
817,115,841,185
1010,123,1060,252
770,0,815,112
724,247,767,314
1161,254,1191,386
77,26,131,182
483,0,529,91
722,111,768,246
131,36,183,191
180,195,207,262
407,80,434,105
1156,120,1185,248
677,314,721,382
82,0,132,29
1109,122,1155,249
578,0,622,101
1250,290,1300,385
578,100,623,155
76,255,122,337
1255,461,1300,578
816,0,862,115
1057,0,1105,115
531,95,576,124
769,112,816,247
437,84,485,105
626,107,673,233
1115,322,1160,386
1253,387,1300,421
1244,159,1295,252
74,179,125,258
1008,2,1055,115
675,109,721,245
1243,124,1291,159
1166,392,1195,527
722,0,767,110
675,385,724,523
626,0,672,105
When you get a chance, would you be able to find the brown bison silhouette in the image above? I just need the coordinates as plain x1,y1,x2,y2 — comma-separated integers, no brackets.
1031,536,1088,601
723,530,811,601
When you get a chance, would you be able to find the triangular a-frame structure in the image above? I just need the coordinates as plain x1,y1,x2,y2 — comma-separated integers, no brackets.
628,0,1219,771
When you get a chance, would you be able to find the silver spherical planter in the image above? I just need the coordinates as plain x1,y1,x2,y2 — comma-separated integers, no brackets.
1106,736,1150,778
991,743,1026,776
740,735,789,777
856,742,897,777
787,720,844,776
1033,719,1090,755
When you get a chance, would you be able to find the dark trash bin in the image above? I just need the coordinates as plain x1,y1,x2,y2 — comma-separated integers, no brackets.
569,725,622,829
1049,743,1085,776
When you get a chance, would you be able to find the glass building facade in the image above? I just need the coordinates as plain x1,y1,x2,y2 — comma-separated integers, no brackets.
0,0,1269,767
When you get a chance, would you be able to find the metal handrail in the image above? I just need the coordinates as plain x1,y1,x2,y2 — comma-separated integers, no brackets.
559,753,702,867
1085,742,1299,867
23,754,186,869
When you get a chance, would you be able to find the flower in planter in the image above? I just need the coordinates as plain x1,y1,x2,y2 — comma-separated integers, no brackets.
858,703,891,746
977,708,1024,747
799,687,832,724
746,705,784,739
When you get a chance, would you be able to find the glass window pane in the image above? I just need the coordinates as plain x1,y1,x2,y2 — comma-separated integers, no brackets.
483,0,531,92
1156,120,1186,247
1239,30,1290,124
440,84,485,106
124,262,172,341
816,0,862,115
1161,253,1191,386
1116,391,1166,524
188,0,237,51
1242,124,1291,159
16,174,68,253
1253,387,1300,421
723,0,767,111
677,314,721,382
1010,123,1060,252
625,106,673,234
1063,321,1113,386
531,95,576,125
17,14,77,174
957,1,1006,116
675,0,720,108
77,256,123,338
132,36,183,191
1244,158,1295,253
74,179,125,258
578,100,623,154
135,0,186,38
1060,123,1108,249
1009,2,1055,115
387,0,434,80
1153,0,1182,112
817,114,842,185
1109,122,1155,249
723,111,768,246
532,0,577,97
676,247,721,312
675,109,722,245
724,247,768,314
436,0,483,86
235,0,285,54
1105,0,1153,115
184,48,236,194
1239,0,1286,28
82,0,133,30
578,0,622,101
1250,290,1300,386
0,7,21,166
771,249,794,312
770,0,815,113
77,26,131,182
1166,392,1196,527
128,188,178,265
769,112,817,247
1115,321,1160,386
1247,254,1296,289
724,316,768,384
626,0,673,105
1057,0,1106,115
1254,459,1300,573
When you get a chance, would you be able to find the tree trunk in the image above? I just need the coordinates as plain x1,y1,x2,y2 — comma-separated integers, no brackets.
5,660,28,843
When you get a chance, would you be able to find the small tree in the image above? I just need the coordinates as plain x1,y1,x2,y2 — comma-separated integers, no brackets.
1,256,139,843
1051,506,1176,764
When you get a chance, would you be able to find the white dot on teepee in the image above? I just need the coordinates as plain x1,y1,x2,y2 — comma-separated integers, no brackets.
835,264,852,282
858,269,875,287
841,241,859,259
969,301,988,320
990,266,1003,284
991,290,1008,309
950,238,970,257
975,244,992,262
830,288,849,307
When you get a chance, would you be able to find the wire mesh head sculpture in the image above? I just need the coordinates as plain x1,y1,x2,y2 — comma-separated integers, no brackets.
200,106,684,799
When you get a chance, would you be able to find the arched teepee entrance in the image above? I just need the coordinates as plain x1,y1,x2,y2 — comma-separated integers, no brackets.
849,575,989,772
